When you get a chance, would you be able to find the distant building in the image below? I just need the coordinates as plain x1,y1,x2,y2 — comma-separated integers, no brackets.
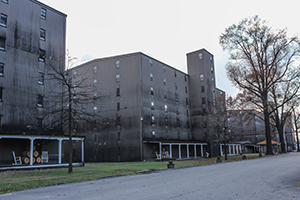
73,49,224,161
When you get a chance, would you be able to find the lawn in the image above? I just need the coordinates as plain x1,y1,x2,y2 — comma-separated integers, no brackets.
0,154,263,194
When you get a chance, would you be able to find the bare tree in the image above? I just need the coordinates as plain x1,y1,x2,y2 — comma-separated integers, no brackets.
219,16,300,155
269,79,300,153
42,54,104,173
204,94,243,160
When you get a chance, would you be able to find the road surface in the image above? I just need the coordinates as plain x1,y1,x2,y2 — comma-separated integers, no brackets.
1,153,300,200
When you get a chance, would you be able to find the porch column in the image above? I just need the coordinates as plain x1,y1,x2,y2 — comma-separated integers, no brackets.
233,145,236,155
58,139,62,164
236,145,239,154
179,144,181,159
201,144,203,157
159,142,162,160
81,139,85,163
194,144,197,158
220,144,223,156
228,145,231,155
169,144,172,158
30,138,35,166
187,144,189,158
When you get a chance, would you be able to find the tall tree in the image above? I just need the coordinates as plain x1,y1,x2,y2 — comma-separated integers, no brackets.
43,54,103,173
219,16,300,155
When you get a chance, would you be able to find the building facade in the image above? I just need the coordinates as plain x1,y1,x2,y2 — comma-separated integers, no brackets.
0,0,85,168
74,49,224,162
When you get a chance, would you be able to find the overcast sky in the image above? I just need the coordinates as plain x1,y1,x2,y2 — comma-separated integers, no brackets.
41,0,299,97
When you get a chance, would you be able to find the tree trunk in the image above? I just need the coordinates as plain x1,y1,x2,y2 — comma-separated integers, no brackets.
68,93,73,173
296,126,299,152
224,144,228,160
262,93,273,155
277,124,286,153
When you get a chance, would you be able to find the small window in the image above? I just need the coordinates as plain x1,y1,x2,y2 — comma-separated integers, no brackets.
117,132,121,141
0,14,7,27
116,60,120,68
165,117,168,126
151,115,155,125
187,120,190,128
37,94,43,107
185,87,188,93
117,103,120,111
212,78,214,83
94,106,97,112
150,86,154,96
37,118,43,127
201,86,205,93
73,71,77,78
176,119,180,127
164,105,168,113
149,59,152,67
186,98,189,105
93,66,97,74
163,66,166,73
174,71,177,78
200,74,204,81
0,63,4,76
94,134,98,143
0,37,5,51
176,108,179,115
175,94,178,102
175,82,177,90
151,102,154,110
116,74,120,83
198,53,203,60
163,79,166,86
93,92,97,100
40,29,46,41
150,73,153,81
41,8,46,20
152,130,155,136
164,92,167,99
0,87,3,101
93,79,97,87
211,67,214,73
187,110,189,117
39,49,46,62
116,116,121,125
38,72,44,84
202,97,206,104
1,0,8,4
116,88,120,96
184,75,187,82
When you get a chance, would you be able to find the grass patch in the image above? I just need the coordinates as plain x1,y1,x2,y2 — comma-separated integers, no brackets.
0,154,264,194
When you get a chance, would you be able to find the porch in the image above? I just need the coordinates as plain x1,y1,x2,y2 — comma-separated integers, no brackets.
144,141,208,161
0,135,85,171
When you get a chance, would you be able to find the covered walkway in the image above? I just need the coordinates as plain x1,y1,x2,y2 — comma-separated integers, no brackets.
144,141,208,160
0,135,85,170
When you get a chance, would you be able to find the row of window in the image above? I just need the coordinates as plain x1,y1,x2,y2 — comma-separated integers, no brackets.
148,59,187,81
150,115,190,128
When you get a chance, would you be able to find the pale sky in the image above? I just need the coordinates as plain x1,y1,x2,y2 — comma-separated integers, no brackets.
41,0,299,97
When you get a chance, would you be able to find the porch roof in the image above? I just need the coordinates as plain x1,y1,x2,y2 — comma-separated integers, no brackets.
0,135,84,141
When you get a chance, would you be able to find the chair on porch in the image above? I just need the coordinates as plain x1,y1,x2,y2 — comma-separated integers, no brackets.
155,151,161,159
12,151,22,165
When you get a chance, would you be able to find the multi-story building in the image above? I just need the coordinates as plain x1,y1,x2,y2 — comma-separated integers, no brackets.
0,0,84,168
73,49,224,162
